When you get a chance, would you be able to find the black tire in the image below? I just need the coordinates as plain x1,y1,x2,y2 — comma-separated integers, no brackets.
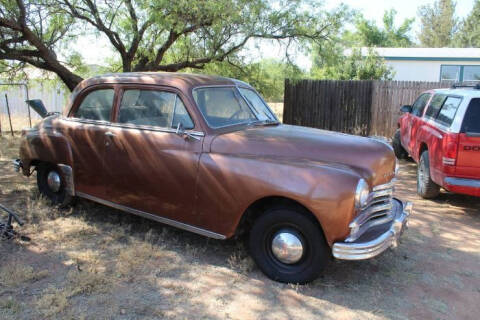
248,207,329,284
417,151,440,199
37,162,72,207
392,130,409,160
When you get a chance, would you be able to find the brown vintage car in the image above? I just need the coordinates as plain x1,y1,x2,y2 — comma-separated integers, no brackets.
14,73,411,283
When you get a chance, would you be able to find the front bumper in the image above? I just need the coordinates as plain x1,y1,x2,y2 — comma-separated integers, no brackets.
332,198,412,260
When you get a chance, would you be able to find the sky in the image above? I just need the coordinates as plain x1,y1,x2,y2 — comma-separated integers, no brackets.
74,0,477,71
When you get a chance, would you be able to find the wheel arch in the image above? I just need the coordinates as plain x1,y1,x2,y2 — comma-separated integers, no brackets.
234,195,327,242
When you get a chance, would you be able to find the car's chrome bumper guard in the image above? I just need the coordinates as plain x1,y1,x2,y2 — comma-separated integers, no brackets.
332,198,412,260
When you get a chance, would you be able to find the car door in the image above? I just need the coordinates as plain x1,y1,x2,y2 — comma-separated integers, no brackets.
103,86,203,226
457,98,480,177
405,93,431,154
61,85,117,199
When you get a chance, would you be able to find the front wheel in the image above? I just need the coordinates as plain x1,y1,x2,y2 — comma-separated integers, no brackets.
248,207,329,284
417,151,440,199
37,162,72,207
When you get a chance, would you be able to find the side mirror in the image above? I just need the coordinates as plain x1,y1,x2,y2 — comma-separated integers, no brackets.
175,122,201,141
400,105,412,113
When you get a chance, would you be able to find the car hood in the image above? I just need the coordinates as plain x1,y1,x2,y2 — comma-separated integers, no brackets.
210,124,396,186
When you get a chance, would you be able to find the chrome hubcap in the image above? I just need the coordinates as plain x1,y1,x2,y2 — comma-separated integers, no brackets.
47,171,61,193
271,230,304,264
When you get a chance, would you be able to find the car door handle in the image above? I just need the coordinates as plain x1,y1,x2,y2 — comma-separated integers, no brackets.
105,131,115,138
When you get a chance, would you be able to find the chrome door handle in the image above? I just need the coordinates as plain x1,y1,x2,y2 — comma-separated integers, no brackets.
105,131,115,137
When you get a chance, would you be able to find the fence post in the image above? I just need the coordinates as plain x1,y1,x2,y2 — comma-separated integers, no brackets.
4,94,14,136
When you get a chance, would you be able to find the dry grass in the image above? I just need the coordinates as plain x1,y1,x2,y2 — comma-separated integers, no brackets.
0,262,48,287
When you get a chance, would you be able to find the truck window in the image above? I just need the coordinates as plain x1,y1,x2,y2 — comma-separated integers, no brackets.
424,94,447,119
436,96,462,127
411,93,431,117
462,98,480,133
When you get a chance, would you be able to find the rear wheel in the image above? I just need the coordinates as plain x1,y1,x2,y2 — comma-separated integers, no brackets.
248,207,329,284
417,151,440,199
392,130,409,160
37,162,72,207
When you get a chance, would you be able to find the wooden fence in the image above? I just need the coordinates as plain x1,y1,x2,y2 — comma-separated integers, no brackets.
284,79,450,137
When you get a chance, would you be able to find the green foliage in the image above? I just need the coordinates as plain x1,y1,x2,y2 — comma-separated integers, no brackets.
197,59,304,102
311,48,394,81
418,0,458,47
454,0,480,47
310,9,402,81
344,10,414,47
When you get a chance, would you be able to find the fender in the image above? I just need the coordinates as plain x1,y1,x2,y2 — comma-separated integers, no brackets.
19,127,74,175
195,153,361,245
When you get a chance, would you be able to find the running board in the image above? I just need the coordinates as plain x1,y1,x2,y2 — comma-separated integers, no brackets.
76,192,226,240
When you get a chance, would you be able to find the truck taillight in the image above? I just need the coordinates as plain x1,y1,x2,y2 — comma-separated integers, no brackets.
442,133,459,166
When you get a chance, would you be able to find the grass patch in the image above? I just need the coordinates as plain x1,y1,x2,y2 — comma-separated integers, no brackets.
0,262,49,287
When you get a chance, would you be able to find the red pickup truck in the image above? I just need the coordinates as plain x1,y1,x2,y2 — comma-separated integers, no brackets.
393,85,480,198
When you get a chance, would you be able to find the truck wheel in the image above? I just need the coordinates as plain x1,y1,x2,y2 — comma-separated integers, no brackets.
37,162,72,207
248,207,329,284
417,151,440,199
392,130,409,160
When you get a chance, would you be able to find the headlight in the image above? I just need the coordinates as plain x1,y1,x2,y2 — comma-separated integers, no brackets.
355,179,370,209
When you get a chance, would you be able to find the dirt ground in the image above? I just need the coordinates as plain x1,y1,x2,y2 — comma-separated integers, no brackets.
0,135,479,320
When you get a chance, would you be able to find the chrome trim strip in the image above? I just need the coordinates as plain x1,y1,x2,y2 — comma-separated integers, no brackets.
333,199,411,260
61,117,205,137
444,177,480,188
75,192,226,240
57,164,75,196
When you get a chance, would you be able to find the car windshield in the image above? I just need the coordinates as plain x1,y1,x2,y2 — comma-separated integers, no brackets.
193,86,277,128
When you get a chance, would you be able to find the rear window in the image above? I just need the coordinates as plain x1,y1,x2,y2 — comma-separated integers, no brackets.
436,96,462,127
424,94,447,119
462,98,480,133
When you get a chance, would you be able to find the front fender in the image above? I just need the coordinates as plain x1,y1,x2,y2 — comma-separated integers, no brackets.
195,153,361,245
20,127,73,175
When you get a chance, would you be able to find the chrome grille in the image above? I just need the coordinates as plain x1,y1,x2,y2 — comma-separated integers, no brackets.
346,181,395,242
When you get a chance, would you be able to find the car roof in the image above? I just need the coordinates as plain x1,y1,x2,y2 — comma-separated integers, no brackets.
429,87,480,98
72,72,251,95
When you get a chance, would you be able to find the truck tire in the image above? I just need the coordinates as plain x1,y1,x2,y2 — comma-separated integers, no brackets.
37,162,73,207
417,151,440,199
248,207,329,284
392,130,409,160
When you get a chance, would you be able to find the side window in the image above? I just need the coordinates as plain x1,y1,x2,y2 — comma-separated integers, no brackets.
436,96,462,127
172,99,194,129
411,93,431,117
118,89,193,129
74,89,114,121
424,94,447,119
462,98,480,133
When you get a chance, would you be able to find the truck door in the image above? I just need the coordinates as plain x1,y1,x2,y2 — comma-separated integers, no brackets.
404,93,431,154
457,98,480,177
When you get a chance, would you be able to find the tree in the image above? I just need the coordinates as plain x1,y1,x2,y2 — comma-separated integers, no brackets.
199,58,304,102
418,0,458,47
454,0,480,47
345,10,414,47
311,48,394,81
1,0,345,91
